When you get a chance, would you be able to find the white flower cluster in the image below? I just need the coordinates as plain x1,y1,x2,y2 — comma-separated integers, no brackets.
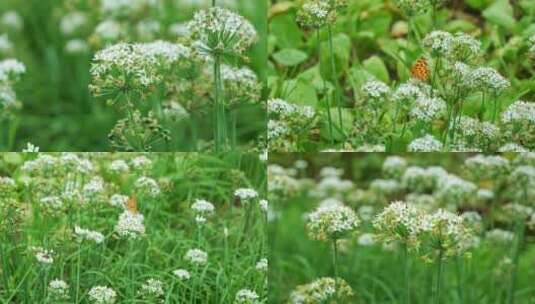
435,174,477,206
48,279,70,300
485,228,514,243
409,96,446,123
188,7,257,57
466,67,510,93
501,100,535,125
373,201,423,247
185,248,208,265
307,204,360,241
90,41,191,94
100,0,156,17
0,34,13,54
0,58,25,109
382,156,407,178
115,210,146,239
362,79,390,100
60,11,88,36
88,286,117,304
420,209,473,255
268,98,315,120
407,134,443,152
234,289,260,304
423,31,481,61
173,269,191,280
191,199,215,224
464,154,509,179
135,176,161,197
1,11,23,32
235,188,259,202
74,226,105,244
288,277,353,303
220,64,261,105
140,278,164,298
255,258,268,272
32,246,54,264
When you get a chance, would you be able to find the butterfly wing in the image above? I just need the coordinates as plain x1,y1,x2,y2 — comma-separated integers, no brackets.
411,58,429,82
125,195,138,213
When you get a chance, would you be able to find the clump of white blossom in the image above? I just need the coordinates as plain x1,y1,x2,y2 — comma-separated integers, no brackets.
288,277,353,303
191,199,215,224
88,286,117,304
185,248,208,265
188,7,257,58
115,210,146,239
306,204,360,241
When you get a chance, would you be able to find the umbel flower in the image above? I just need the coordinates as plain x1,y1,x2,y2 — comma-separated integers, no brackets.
191,199,215,224
188,7,257,58
90,42,192,97
115,210,146,239
140,278,164,299
88,286,117,304
48,279,70,301
185,248,208,265
288,277,353,304
296,0,347,28
306,204,360,241
420,209,474,257
234,289,260,304
373,201,423,249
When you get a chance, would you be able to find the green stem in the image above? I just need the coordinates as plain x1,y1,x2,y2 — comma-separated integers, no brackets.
456,257,465,304
75,243,81,303
403,244,411,304
317,29,334,145
507,220,525,304
327,25,344,137
213,54,226,151
434,247,444,304
332,239,339,301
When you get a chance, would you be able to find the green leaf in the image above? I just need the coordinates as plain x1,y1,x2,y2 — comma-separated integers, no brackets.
283,78,318,107
272,48,308,67
320,33,351,77
269,13,303,49
362,56,390,83
482,0,516,31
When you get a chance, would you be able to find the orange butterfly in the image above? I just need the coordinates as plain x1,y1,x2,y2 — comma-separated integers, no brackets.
125,195,138,213
411,57,429,82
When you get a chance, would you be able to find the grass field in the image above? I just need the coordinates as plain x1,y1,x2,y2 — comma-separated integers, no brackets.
0,152,267,303
269,153,535,303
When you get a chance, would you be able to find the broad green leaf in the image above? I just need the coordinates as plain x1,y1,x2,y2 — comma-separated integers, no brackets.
272,48,308,67
283,79,318,107
482,0,516,31
319,108,353,141
269,13,302,49
363,56,390,83
320,33,351,77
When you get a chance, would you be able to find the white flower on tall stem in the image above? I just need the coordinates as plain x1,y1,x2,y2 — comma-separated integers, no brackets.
185,248,208,266
235,188,258,204
115,210,145,239
31,246,54,265
191,199,215,224
88,286,117,304
48,279,70,301
173,269,191,281
74,226,105,244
